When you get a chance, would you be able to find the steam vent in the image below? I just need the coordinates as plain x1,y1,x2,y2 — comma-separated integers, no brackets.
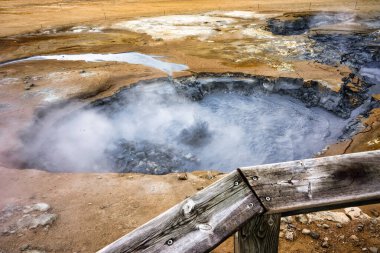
0,1,379,253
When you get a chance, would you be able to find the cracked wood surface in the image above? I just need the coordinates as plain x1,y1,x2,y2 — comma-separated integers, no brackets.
234,214,281,253
97,170,264,253
239,150,380,215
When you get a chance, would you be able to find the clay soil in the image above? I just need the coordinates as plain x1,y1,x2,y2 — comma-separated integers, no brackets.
0,0,380,252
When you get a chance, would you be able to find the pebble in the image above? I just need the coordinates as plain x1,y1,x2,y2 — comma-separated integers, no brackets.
345,207,371,220
336,223,343,228
322,223,330,229
301,228,311,235
281,216,294,224
369,247,379,253
285,231,295,241
20,244,30,251
350,235,359,242
322,241,329,248
295,214,308,224
357,223,364,232
24,83,34,90
306,211,350,224
309,231,320,240
17,213,57,229
177,173,188,180
339,235,345,240
23,203,50,213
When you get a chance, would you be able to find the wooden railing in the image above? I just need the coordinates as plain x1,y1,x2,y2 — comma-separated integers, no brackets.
97,150,380,253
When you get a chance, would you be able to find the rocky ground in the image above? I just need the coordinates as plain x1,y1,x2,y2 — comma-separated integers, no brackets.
0,0,380,252
0,167,379,253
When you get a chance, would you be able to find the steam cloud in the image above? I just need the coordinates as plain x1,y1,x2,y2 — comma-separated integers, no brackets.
16,79,346,173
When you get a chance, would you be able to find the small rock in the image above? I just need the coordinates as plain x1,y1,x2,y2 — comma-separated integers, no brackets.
322,241,329,248
369,247,379,253
322,223,330,229
206,171,214,180
295,214,308,224
24,83,34,90
357,223,364,232
306,211,350,224
281,216,293,224
323,237,329,241
31,213,57,229
336,223,343,228
285,231,295,241
309,231,320,240
345,207,371,220
17,213,57,229
177,173,188,180
1,228,9,236
350,235,359,242
23,203,50,213
20,244,30,251
363,248,368,252
196,186,204,191
339,235,345,240
279,231,284,238
301,228,311,235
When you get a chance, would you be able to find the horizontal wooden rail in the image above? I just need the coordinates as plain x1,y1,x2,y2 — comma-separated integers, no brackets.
98,150,380,253
239,150,380,215
98,171,264,253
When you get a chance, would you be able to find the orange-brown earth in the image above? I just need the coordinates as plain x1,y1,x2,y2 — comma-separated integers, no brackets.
0,0,380,252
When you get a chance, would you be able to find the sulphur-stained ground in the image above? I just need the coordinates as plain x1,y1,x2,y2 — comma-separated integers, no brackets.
0,0,380,252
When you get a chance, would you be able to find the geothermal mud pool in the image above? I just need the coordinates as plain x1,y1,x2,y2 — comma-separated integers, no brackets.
17,75,365,174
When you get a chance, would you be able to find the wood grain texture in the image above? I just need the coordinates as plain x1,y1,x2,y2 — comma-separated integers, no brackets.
234,214,281,253
97,170,264,253
239,150,380,214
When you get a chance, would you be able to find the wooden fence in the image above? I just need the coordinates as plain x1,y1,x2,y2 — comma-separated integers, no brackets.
97,150,380,253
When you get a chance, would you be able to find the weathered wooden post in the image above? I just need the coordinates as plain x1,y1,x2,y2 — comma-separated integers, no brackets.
234,214,281,253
